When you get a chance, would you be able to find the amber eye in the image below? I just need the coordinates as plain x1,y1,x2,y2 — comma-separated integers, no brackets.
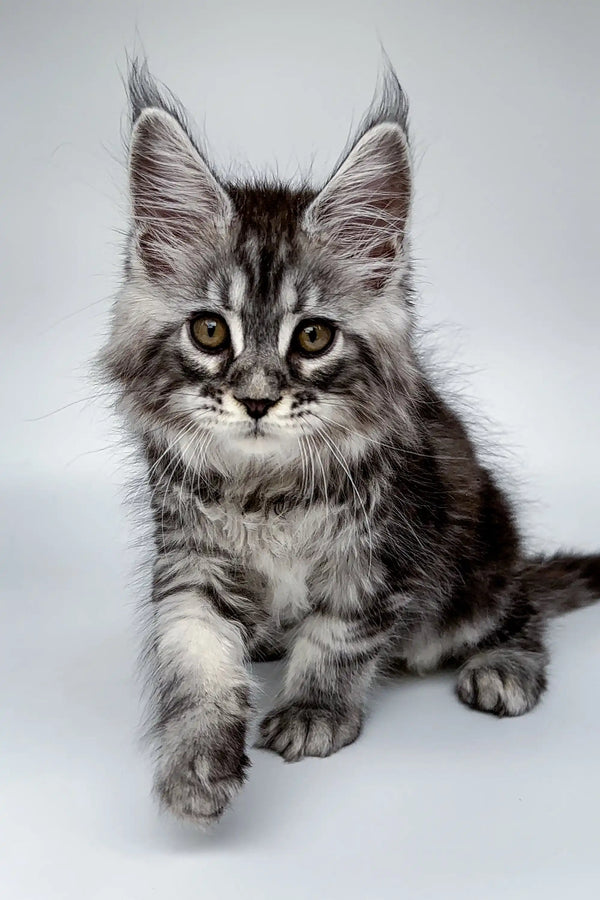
293,320,335,356
190,314,230,353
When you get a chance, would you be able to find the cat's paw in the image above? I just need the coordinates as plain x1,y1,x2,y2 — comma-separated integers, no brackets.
154,725,250,826
256,703,361,762
456,655,545,717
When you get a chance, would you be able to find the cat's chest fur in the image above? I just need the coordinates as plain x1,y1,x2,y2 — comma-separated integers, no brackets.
196,500,340,625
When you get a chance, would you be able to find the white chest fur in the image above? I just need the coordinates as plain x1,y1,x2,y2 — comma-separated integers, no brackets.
196,501,335,625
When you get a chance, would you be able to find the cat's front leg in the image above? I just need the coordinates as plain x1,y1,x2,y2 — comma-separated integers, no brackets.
148,551,253,825
257,604,391,762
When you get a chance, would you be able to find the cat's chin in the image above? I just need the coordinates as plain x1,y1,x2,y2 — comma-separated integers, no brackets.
218,427,298,459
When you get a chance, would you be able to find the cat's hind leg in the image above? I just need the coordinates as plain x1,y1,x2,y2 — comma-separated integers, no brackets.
456,616,548,717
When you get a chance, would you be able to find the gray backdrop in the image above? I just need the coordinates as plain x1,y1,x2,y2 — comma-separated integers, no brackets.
1,1,599,898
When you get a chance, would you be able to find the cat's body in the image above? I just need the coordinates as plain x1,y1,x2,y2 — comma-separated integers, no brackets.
103,62,600,825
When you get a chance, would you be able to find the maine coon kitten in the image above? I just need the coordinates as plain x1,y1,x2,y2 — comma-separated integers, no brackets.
102,61,600,826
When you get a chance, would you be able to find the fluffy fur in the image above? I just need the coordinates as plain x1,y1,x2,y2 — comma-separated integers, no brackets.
101,60,600,826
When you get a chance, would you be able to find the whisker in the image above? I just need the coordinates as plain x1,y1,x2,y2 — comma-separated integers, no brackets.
310,410,471,462
311,422,374,577
306,430,329,521
297,433,309,498
25,392,117,422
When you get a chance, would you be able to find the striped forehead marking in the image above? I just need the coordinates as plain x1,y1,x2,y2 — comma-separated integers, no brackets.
278,272,299,313
228,268,248,312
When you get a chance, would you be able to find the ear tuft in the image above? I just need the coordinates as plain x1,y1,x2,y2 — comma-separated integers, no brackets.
127,57,195,138
353,58,410,148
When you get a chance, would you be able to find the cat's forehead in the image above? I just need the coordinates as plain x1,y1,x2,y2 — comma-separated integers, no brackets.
227,183,315,237
223,262,311,316
213,183,321,325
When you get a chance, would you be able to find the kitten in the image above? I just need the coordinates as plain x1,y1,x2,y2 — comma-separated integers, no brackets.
102,60,600,826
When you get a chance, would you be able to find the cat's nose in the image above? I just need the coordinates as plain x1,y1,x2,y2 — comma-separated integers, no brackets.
237,397,280,419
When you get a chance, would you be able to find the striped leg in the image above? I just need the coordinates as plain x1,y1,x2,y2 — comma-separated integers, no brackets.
256,608,388,762
148,551,253,825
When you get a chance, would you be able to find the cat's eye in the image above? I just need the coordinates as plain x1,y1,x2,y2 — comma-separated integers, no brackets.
190,313,230,353
293,320,335,356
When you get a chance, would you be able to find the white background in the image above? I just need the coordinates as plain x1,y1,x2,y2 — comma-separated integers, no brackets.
1,1,599,898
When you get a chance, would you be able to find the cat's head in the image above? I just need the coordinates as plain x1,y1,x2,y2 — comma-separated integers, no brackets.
104,62,417,467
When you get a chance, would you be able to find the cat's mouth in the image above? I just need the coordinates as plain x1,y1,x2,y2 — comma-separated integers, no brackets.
227,417,294,454
228,417,273,442
242,414,278,437
249,419,276,439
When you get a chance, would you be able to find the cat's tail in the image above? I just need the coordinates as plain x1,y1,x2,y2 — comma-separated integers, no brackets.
520,553,600,617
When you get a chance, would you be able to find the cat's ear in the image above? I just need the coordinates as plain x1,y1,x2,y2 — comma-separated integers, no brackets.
304,122,411,291
128,108,232,280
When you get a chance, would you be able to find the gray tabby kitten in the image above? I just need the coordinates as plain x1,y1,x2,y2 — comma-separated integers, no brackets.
102,61,600,826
